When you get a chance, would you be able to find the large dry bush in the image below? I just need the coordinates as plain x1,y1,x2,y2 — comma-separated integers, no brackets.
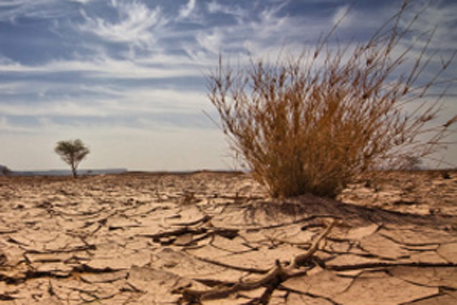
207,3,456,198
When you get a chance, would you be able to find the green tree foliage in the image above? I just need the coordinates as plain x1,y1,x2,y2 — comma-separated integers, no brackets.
55,139,90,178
207,3,456,198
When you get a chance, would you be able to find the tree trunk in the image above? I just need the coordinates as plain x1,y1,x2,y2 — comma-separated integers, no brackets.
71,163,77,178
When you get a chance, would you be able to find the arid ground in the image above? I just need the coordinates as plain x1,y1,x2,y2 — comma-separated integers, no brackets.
0,170,456,304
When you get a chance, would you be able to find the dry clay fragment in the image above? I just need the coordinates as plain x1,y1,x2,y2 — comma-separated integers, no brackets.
326,253,390,270
333,271,439,305
13,295,64,305
6,279,67,305
282,270,353,299
9,230,89,253
202,296,257,305
48,277,97,302
127,266,197,304
402,290,457,305
166,206,206,225
326,240,353,253
85,250,151,270
48,273,126,303
0,251,7,266
276,292,334,305
381,228,457,246
188,244,304,272
150,248,247,284
259,223,316,246
152,247,215,272
210,206,266,229
31,262,73,276
406,251,449,265
360,233,411,260
390,266,457,289
436,242,457,264
209,235,254,253
284,269,440,305
25,251,84,263
78,283,120,304
107,216,141,230
344,224,379,240
7,233,32,247
0,242,27,266
401,244,440,251
0,281,17,301
202,288,266,305
0,263,29,281
80,269,128,284
173,233,195,246
0,226,16,234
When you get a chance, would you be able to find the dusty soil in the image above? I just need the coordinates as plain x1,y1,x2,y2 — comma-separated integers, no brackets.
0,170,456,304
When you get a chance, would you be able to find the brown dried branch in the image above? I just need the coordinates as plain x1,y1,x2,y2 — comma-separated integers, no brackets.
177,220,338,304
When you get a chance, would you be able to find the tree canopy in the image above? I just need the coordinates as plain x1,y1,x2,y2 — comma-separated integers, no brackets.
55,139,90,178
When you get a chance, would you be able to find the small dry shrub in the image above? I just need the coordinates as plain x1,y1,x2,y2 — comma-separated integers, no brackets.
207,2,456,198
0,165,12,176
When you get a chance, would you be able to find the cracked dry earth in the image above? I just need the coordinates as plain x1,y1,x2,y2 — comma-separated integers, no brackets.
0,170,456,305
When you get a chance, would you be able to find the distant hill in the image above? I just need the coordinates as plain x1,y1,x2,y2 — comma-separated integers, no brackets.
10,168,128,176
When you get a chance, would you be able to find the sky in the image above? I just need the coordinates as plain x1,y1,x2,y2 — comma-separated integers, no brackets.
0,0,456,172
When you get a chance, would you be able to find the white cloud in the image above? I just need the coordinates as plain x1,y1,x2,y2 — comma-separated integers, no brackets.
0,78,208,121
196,30,223,55
191,2,307,59
0,54,202,79
401,1,457,50
0,0,78,22
0,101,106,118
178,0,196,19
208,1,249,17
0,0,51,7
66,0,95,3
332,4,351,27
78,0,167,48
0,82,24,94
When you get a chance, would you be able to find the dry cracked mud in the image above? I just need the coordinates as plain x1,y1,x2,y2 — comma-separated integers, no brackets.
0,170,456,304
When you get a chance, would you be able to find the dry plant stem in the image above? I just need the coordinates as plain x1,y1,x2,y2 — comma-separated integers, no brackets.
288,219,338,269
179,220,338,303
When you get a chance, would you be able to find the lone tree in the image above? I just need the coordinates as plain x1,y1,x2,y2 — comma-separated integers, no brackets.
208,2,456,198
55,139,90,178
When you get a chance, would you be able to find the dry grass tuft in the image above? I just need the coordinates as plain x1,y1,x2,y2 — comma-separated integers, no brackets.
207,2,456,198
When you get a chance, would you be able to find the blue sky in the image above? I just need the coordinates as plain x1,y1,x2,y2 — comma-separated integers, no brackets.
0,0,456,171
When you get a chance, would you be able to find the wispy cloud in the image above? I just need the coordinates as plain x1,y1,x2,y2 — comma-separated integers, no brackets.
0,54,202,79
402,0,457,51
178,0,196,20
65,0,95,3
0,0,79,22
196,29,223,55
332,4,351,27
78,0,167,48
207,1,247,21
